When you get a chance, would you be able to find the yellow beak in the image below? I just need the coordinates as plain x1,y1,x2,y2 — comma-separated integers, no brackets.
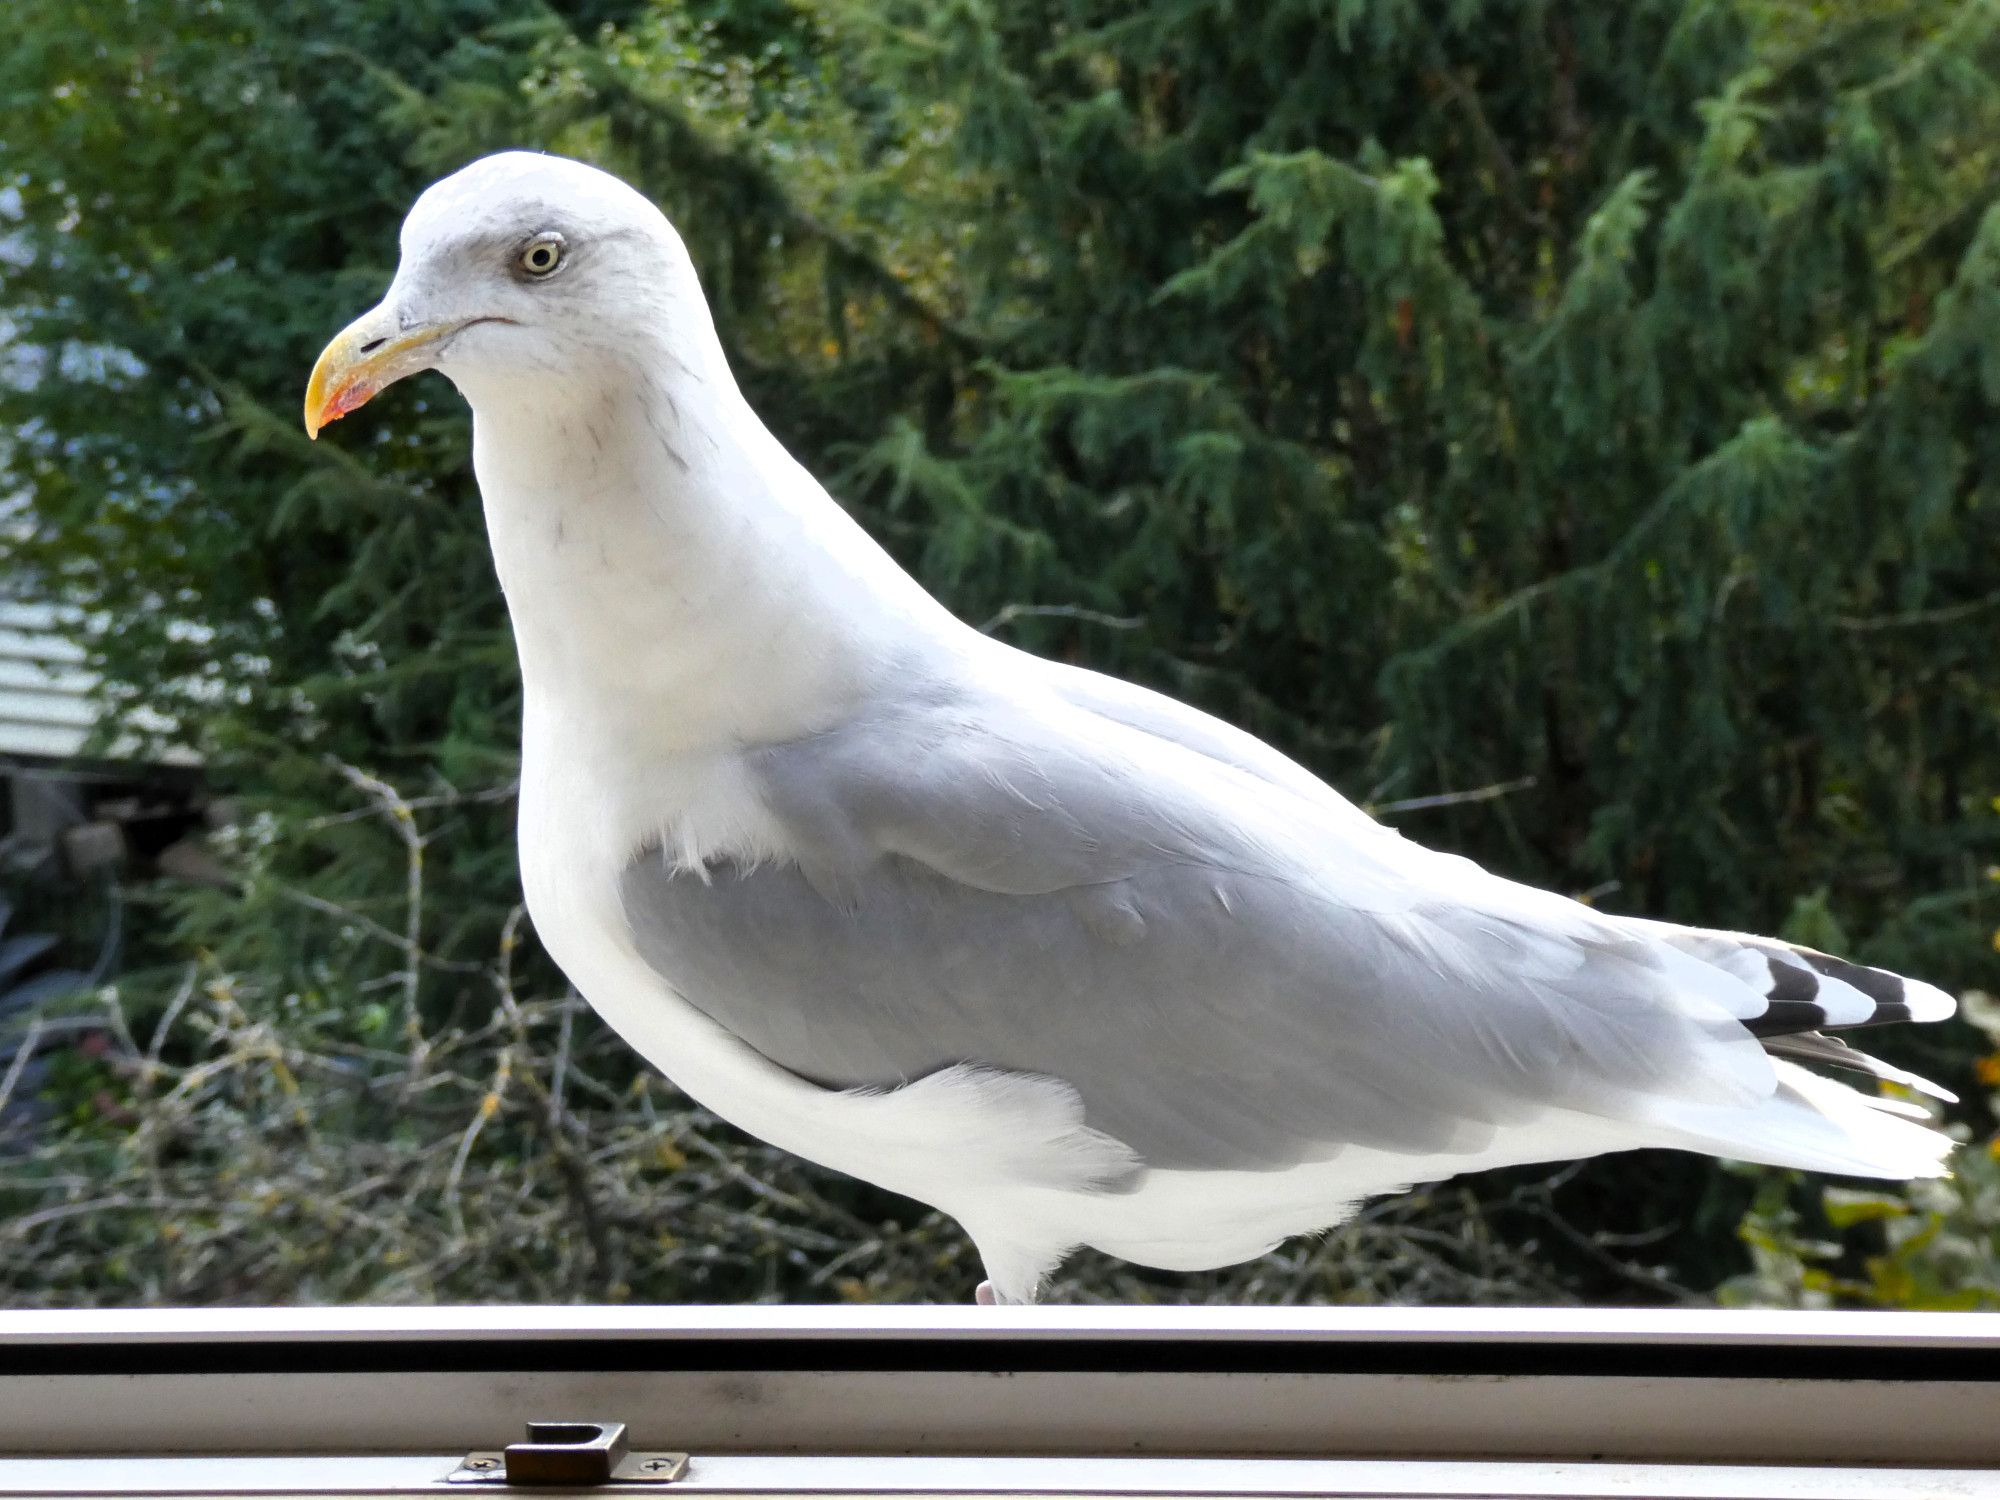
302,307,455,439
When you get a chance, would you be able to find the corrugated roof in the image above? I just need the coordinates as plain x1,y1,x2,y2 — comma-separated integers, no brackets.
0,601,198,766
0,600,95,760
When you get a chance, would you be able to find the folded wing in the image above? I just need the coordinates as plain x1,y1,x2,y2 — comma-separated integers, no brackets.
614,668,1932,1176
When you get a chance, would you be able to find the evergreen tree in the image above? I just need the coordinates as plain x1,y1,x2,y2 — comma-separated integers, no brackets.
824,0,2000,1286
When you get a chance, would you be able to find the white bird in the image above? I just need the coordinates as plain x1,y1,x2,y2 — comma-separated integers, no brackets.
305,152,1957,1305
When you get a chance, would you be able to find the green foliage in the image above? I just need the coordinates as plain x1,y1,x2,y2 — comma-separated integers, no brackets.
3,0,1999,1304
1723,991,2000,1310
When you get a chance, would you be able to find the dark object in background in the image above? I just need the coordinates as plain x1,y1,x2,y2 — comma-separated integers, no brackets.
0,894,97,1145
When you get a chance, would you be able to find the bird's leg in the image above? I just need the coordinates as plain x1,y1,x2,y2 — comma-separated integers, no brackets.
968,1239,1056,1305
975,1278,1035,1305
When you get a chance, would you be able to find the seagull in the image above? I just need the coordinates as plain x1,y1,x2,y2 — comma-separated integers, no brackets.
304,152,1957,1304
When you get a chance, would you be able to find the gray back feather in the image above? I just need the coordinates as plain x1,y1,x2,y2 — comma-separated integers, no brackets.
619,667,1766,1171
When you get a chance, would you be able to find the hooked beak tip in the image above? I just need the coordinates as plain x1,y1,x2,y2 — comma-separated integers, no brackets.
304,311,452,438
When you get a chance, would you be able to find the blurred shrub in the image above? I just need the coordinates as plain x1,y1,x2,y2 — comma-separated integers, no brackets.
1723,990,2000,1310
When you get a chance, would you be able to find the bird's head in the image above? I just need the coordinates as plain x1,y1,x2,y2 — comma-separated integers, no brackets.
304,152,690,437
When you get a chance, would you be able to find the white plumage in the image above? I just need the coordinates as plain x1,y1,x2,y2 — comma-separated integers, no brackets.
306,152,1957,1304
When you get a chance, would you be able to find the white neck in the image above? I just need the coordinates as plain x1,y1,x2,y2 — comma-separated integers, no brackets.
455,325,959,761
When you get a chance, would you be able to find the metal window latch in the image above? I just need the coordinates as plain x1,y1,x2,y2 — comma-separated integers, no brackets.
448,1421,688,1486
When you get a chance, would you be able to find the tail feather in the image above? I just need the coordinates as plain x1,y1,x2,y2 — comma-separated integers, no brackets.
1625,918,1957,1034
1762,1029,1957,1104
1617,917,1959,1180
1648,1059,1955,1180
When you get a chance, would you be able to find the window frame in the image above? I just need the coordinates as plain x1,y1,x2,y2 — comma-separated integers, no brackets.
2,1306,1997,1497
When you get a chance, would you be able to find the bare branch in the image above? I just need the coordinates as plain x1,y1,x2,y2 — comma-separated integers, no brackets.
1369,776,1537,816
979,602,1145,635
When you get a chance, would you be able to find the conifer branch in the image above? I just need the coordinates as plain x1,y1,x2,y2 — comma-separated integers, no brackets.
1424,52,1549,239
534,4,981,358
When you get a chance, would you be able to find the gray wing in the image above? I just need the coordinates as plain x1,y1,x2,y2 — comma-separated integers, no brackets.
1030,654,1389,830
620,671,1770,1172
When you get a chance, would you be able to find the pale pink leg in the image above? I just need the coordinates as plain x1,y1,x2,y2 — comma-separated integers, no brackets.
974,1281,997,1306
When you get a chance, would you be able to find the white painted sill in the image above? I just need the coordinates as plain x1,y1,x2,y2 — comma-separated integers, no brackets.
1,1306,1996,1498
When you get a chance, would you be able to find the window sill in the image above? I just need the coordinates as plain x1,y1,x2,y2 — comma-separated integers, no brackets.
2,1307,1995,1496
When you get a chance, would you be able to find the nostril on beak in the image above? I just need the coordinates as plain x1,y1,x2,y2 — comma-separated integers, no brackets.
357,337,387,355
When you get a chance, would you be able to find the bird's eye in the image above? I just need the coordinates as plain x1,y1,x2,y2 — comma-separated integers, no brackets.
518,234,565,278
